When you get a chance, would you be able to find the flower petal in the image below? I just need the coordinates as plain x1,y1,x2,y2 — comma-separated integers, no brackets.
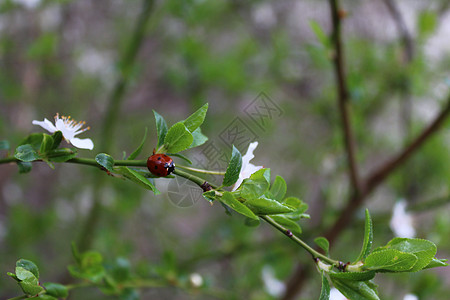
390,200,415,238
32,118,57,133
242,142,259,169
70,137,94,150
232,163,263,192
231,142,263,192
55,118,75,140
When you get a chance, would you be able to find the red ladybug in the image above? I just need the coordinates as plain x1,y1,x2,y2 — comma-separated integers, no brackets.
147,153,175,177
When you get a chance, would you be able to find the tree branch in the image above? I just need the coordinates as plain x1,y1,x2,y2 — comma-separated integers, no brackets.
364,94,450,193
382,0,414,63
282,1,361,298
281,0,450,297
329,0,361,195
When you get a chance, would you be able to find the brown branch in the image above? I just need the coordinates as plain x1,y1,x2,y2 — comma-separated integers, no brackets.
364,94,450,193
282,93,450,300
283,1,361,298
329,0,362,195
281,0,450,296
325,93,450,244
382,0,414,63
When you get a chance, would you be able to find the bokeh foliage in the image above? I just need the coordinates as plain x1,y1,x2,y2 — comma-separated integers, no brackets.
1,0,450,299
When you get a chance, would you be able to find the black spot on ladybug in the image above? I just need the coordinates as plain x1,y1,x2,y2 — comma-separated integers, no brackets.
157,157,161,160
154,166,158,170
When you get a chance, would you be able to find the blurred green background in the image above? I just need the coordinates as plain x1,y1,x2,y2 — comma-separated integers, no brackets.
1,0,450,299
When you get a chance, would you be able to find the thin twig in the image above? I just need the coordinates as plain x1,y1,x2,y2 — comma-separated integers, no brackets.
282,1,358,298
364,94,450,193
382,0,414,63
281,0,450,297
329,0,361,195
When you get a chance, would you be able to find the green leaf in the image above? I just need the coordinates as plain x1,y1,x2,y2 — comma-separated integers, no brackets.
0,140,10,150
188,127,208,148
109,257,132,283
68,250,105,283
202,190,217,203
7,271,19,281
330,278,380,300
163,122,193,153
47,148,78,162
269,176,287,202
15,267,38,282
95,153,115,171
329,270,376,282
19,133,44,150
17,161,32,173
319,272,330,300
153,110,168,149
363,249,417,272
71,242,81,265
19,278,45,296
271,215,302,235
245,197,295,215
16,259,40,279
14,144,41,162
81,251,103,269
40,133,54,154
167,153,192,164
223,145,242,187
51,131,63,149
43,282,69,298
220,191,259,220
281,197,309,221
418,10,437,39
356,209,373,262
377,238,437,272
115,167,160,194
314,237,330,256
183,103,208,132
127,128,147,160
244,217,260,227
15,266,44,296
310,20,329,48
240,168,271,199
422,258,449,270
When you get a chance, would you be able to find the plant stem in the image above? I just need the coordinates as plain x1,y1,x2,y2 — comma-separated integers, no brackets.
173,168,339,266
329,0,361,196
0,156,16,164
172,168,219,190
176,164,226,175
1,155,340,266
261,216,338,265
67,158,147,167
8,296,28,300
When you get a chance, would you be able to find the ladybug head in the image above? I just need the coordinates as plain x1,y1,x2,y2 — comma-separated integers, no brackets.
165,161,175,175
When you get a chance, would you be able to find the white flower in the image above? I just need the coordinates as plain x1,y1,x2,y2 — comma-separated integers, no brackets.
330,288,348,300
32,113,94,150
390,199,415,238
261,266,285,297
189,273,203,288
232,141,263,191
403,294,419,300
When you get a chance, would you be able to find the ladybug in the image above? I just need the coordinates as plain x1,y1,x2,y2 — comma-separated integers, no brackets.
147,153,175,177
